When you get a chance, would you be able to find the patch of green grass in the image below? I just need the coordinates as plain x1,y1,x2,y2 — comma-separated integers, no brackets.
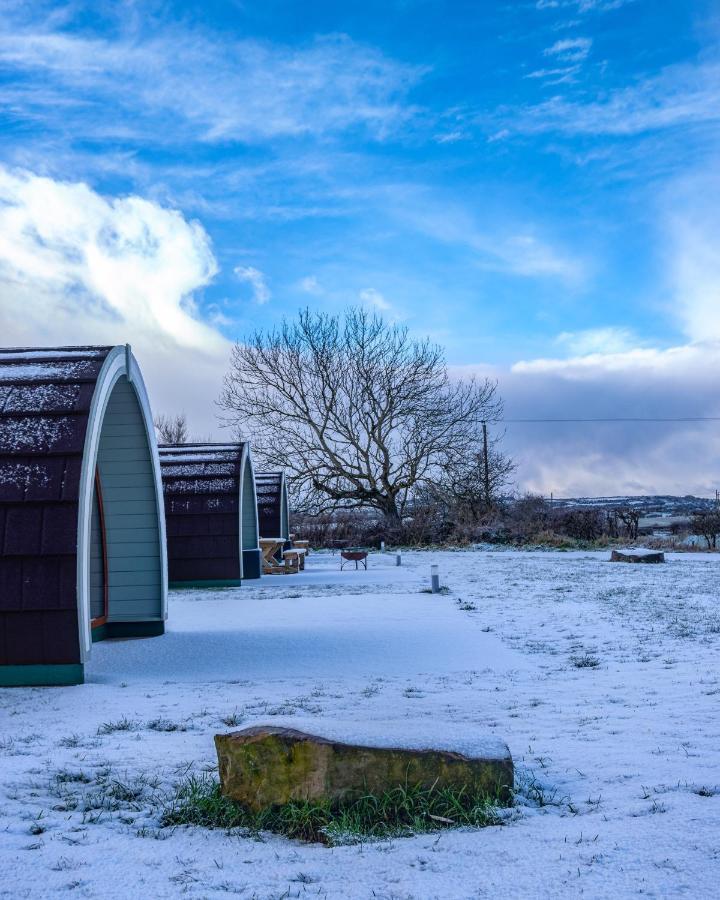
571,653,601,669
220,710,244,727
97,716,139,735
159,775,506,845
456,599,477,612
146,718,189,733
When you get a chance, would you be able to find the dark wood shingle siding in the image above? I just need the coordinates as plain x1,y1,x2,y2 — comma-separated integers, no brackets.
0,347,113,666
159,444,246,584
255,472,286,540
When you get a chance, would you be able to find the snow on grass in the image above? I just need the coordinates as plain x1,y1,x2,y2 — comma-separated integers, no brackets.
1,549,720,898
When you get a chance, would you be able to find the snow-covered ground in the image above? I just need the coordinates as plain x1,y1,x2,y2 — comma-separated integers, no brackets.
2,549,720,899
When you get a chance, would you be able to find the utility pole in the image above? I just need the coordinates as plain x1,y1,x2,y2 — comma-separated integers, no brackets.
482,420,491,509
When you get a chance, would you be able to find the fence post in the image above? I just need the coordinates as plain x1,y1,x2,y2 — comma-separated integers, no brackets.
431,564,440,593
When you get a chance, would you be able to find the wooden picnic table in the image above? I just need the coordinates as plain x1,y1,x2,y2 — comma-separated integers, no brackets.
283,547,307,571
260,538,286,574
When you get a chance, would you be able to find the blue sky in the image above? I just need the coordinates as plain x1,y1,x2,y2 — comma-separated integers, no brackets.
1,0,720,494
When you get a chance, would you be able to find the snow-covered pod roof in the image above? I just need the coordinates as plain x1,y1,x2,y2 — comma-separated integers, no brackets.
159,443,261,586
0,345,167,686
255,471,291,542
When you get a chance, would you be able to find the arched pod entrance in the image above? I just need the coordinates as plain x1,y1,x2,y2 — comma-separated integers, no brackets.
159,442,262,587
255,471,291,545
0,345,167,686
239,448,262,579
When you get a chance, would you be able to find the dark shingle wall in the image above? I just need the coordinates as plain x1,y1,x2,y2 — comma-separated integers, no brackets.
255,472,283,539
159,445,245,584
0,347,111,665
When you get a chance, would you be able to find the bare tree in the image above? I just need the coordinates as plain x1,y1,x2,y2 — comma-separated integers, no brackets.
219,308,502,522
690,510,720,549
154,412,189,445
614,507,640,541
440,424,515,520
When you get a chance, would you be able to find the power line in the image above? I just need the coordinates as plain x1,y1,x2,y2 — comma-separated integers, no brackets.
491,417,720,424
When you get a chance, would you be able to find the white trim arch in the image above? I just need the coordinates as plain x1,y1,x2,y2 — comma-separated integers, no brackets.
238,444,261,580
76,345,167,661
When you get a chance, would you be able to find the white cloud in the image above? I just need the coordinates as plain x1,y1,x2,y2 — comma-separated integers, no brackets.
0,29,422,145
511,342,718,377
544,37,592,63
554,326,640,356
456,340,720,496
298,275,323,295
666,176,720,343
359,287,392,312
462,177,720,496
234,266,271,305
0,165,230,435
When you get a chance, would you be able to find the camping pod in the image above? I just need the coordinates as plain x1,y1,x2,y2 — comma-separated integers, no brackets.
159,443,262,587
255,471,290,544
0,345,167,687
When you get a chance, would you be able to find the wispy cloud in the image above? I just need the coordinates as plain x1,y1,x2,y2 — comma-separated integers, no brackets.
525,65,581,85
536,0,634,12
234,266,271,305
507,60,720,137
380,187,585,283
544,37,592,62
0,28,423,145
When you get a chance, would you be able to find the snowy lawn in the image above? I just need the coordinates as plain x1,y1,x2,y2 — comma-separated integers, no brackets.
2,549,720,898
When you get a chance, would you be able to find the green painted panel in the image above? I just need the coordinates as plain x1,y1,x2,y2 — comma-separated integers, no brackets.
99,435,156,449
96,449,154,462
99,513,160,529
99,472,155,488
94,621,164,641
105,594,166,608
241,462,258,550
105,570,163,587
0,664,84,686
96,376,163,622
94,485,161,501
105,551,160,566
102,528,159,544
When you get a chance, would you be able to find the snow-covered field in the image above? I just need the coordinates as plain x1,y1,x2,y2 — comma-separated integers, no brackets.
2,549,720,899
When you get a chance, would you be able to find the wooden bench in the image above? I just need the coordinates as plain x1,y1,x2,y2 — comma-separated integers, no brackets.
283,548,307,572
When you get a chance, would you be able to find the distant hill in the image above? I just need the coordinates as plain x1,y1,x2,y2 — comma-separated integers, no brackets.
549,495,717,516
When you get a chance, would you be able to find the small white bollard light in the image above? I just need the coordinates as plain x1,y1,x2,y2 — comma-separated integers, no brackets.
395,552,402,567
380,540,385,553
430,564,440,594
